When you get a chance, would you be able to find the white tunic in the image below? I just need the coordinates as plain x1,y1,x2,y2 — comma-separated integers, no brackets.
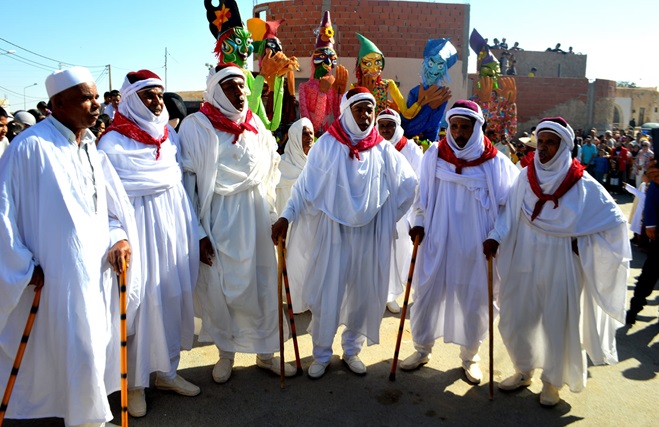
98,128,199,388
0,117,140,425
179,111,285,354
489,171,630,392
282,133,418,347
410,143,518,350
387,140,423,301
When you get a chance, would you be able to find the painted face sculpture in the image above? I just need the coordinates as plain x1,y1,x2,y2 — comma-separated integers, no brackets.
423,54,447,86
360,52,384,78
219,27,254,68
264,37,282,55
313,47,337,79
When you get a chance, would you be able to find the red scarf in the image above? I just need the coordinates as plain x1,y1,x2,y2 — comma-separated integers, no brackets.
104,112,168,159
520,151,534,168
200,102,258,144
327,120,384,160
395,136,408,152
436,136,498,174
526,158,584,221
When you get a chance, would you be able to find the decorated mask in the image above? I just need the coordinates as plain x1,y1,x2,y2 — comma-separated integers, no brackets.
264,37,282,55
218,27,253,68
313,47,337,79
360,52,384,78
479,54,500,78
422,38,458,87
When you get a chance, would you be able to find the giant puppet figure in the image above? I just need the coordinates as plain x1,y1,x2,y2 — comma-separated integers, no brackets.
298,11,349,134
353,33,445,118
469,29,518,138
247,17,301,129
205,0,297,131
401,38,457,141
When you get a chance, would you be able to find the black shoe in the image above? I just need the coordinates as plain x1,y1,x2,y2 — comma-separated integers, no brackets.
626,310,637,325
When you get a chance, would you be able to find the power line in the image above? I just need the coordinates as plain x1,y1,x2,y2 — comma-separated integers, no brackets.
0,85,44,101
2,52,58,72
0,37,107,69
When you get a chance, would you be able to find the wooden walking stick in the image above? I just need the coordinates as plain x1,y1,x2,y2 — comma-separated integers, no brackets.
118,258,129,427
276,240,286,388
488,258,494,401
389,235,421,381
0,286,42,425
280,246,303,376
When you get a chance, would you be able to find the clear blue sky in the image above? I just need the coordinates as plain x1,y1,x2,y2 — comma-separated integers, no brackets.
1,0,657,112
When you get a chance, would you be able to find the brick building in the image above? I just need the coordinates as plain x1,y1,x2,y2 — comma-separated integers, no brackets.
253,0,472,103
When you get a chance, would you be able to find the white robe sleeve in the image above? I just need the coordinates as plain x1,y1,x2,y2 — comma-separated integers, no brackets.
578,222,631,365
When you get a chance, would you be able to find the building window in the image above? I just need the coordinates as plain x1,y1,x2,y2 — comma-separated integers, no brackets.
613,106,621,127
639,107,646,125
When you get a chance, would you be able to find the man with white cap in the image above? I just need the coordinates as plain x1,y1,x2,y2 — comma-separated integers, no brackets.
271,87,418,379
0,66,139,426
376,108,423,314
399,100,518,385
97,70,200,417
178,64,295,384
483,117,631,406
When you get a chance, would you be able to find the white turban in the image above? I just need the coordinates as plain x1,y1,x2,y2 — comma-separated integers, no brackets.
279,117,314,186
445,100,486,161
533,118,576,193
338,89,376,144
45,66,94,98
118,70,169,139
204,66,250,123
376,108,404,145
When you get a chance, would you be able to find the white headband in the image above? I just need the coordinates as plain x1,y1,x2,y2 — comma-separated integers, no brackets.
536,120,575,150
339,92,375,116
377,109,401,126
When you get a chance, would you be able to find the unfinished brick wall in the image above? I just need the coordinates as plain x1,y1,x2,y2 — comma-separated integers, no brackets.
255,0,469,60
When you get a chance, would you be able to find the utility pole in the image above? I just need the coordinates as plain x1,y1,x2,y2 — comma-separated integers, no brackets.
108,64,112,91
165,47,168,90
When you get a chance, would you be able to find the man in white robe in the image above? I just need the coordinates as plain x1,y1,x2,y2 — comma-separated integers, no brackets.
272,87,418,379
178,65,295,384
97,70,200,417
0,67,138,427
275,117,314,216
376,109,423,314
400,100,518,385
483,117,631,406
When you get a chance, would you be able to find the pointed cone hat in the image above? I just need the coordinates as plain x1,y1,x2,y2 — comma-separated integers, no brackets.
315,11,335,50
356,33,383,62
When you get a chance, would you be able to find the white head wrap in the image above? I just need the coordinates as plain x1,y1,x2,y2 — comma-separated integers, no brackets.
204,66,250,123
445,101,486,161
118,72,169,139
376,109,404,145
338,90,376,144
45,66,95,98
533,118,576,193
279,117,314,185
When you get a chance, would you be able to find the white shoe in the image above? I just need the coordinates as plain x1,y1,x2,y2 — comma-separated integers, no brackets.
386,301,401,314
342,354,367,375
540,381,561,406
155,374,200,396
256,355,296,377
212,358,234,383
462,361,482,384
127,388,147,417
498,371,534,391
308,360,330,379
399,351,430,371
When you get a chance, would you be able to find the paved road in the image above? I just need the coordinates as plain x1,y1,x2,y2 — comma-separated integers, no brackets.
5,193,659,426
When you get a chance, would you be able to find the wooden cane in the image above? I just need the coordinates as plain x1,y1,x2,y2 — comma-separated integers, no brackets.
488,258,494,401
280,246,303,376
119,258,129,427
0,286,42,425
276,240,286,389
389,235,421,381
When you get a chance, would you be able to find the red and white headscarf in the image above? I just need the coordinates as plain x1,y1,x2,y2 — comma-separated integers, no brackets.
533,116,576,193
338,87,376,143
204,65,250,123
376,108,404,146
445,99,486,161
118,69,169,139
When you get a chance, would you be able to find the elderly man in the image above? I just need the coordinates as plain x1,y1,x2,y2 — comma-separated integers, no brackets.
0,66,137,427
97,70,200,417
399,100,518,385
272,87,418,379
484,117,630,406
0,106,9,157
178,64,294,384
376,108,423,314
